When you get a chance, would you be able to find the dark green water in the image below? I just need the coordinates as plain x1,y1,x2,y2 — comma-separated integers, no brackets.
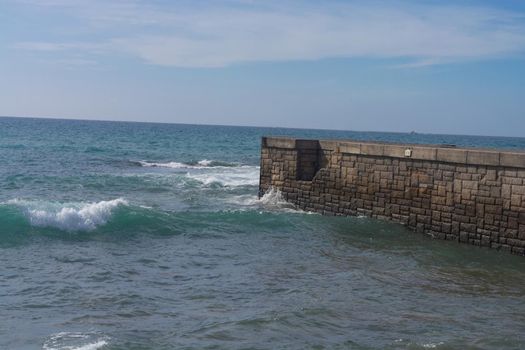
1,116,525,349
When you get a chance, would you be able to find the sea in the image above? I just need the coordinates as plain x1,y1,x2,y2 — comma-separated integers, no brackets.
1,116,525,350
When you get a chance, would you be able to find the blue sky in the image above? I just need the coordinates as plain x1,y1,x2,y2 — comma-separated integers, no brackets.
1,0,524,136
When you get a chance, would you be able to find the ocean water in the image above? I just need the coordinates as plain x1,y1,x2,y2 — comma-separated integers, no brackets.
1,116,525,350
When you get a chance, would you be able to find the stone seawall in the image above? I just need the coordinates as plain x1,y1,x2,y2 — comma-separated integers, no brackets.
259,136,525,255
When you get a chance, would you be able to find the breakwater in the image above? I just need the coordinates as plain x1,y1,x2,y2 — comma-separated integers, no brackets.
259,136,525,255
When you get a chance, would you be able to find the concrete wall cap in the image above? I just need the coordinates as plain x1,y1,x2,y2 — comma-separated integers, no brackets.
500,152,525,168
263,136,297,149
467,150,500,166
262,136,525,168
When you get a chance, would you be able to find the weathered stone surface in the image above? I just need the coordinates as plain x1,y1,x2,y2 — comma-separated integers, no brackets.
467,150,500,166
296,139,320,150
411,147,437,161
338,142,361,154
360,144,384,156
436,148,467,164
264,137,296,149
260,137,525,256
318,140,338,151
500,152,525,168
383,145,407,158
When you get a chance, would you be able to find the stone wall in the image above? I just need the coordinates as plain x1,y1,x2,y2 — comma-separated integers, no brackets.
259,136,525,255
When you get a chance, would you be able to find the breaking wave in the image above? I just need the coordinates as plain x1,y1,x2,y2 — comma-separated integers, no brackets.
0,191,310,238
6,198,128,232
137,159,238,169
43,332,109,350
138,160,188,168
258,187,291,206
127,158,260,187
225,187,305,213
185,166,260,187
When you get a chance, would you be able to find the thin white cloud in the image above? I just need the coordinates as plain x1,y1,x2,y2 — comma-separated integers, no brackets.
11,0,525,67
13,42,106,52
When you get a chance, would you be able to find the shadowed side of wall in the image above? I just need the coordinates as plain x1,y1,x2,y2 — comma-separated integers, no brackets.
259,136,525,255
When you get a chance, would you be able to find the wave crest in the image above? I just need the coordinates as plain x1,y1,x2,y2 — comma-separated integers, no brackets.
138,159,237,169
227,187,303,213
138,160,187,168
7,198,128,232
258,187,290,206
186,166,259,187
43,332,109,350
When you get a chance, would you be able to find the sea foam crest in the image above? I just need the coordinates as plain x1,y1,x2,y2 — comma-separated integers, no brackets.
139,159,231,169
228,187,301,212
8,198,127,231
43,332,109,350
197,159,213,166
258,187,290,206
257,187,313,213
186,166,260,187
138,160,187,168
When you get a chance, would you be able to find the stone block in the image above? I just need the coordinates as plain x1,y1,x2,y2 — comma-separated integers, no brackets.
510,195,522,208
490,187,501,198
453,179,463,192
512,185,525,195
462,180,478,190
502,177,523,185
484,169,498,181
457,173,472,180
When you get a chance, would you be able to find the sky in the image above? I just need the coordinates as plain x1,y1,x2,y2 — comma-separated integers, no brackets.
1,0,524,136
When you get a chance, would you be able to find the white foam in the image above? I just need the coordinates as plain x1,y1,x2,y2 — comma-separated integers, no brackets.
139,160,187,168
8,198,127,231
257,187,304,212
226,187,310,214
71,341,107,350
258,187,290,206
226,194,260,206
139,159,232,169
43,332,109,350
422,342,444,349
197,159,213,166
186,166,260,187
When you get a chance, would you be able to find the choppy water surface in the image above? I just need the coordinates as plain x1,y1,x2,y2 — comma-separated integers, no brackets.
1,116,525,349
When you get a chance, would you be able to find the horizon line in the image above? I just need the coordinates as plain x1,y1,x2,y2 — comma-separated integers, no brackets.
1,114,523,140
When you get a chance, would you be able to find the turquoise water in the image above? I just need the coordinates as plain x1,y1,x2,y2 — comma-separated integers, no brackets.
1,116,525,349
